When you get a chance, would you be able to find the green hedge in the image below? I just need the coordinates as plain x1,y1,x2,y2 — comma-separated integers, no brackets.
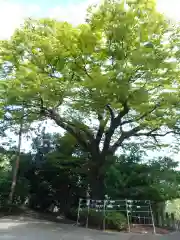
105,211,127,231
69,208,127,231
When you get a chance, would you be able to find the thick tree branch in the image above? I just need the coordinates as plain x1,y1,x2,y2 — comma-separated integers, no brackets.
134,128,180,145
134,129,180,137
109,126,141,154
102,101,130,155
95,114,107,145
102,122,116,156
38,97,93,151
67,120,94,141
121,103,160,126
95,125,104,146
109,125,179,154
108,125,180,155
40,97,46,115
47,108,91,151
116,101,129,122
106,104,115,122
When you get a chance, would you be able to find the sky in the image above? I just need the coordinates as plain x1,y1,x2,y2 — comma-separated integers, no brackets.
0,0,180,39
1,0,180,160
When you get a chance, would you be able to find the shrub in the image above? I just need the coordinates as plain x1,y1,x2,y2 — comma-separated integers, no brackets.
75,208,102,228
105,211,127,231
73,208,127,231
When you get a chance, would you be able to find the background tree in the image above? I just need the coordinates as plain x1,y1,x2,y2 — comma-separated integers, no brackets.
1,0,180,199
25,132,87,213
0,147,30,208
105,152,180,201
0,131,179,218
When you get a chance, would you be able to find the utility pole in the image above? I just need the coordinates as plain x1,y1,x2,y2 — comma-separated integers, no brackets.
8,106,24,206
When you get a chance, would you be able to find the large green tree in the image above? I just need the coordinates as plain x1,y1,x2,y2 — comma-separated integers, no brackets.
1,0,180,198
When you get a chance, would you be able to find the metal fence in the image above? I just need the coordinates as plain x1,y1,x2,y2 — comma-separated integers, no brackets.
76,198,156,233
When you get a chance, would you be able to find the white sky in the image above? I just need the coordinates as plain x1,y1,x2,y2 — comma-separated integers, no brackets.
157,0,180,21
0,0,180,162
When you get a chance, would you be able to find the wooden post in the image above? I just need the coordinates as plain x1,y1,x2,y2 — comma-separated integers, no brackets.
103,200,106,231
76,198,82,225
126,199,131,233
149,200,156,234
86,199,90,228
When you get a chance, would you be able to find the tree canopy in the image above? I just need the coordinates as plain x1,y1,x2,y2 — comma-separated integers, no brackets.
1,0,180,199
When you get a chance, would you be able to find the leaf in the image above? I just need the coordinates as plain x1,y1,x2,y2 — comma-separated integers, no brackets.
0,0,180,157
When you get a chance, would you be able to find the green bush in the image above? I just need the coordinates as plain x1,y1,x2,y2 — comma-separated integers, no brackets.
75,208,127,231
105,211,127,231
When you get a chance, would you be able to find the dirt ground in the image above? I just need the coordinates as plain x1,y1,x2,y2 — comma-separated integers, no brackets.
128,224,171,234
0,216,179,240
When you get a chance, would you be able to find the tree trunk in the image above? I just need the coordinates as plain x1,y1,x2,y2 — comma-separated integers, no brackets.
88,153,108,200
90,175,105,200
8,107,24,205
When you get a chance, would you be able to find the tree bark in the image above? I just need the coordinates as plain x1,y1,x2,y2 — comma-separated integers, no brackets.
88,154,106,200
90,174,105,200
8,108,24,205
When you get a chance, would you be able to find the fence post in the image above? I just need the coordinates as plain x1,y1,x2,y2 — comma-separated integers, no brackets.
77,198,82,225
154,211,159,226
149,200,156,234
103,200,106,231
86,199,90,228
126,199,131,233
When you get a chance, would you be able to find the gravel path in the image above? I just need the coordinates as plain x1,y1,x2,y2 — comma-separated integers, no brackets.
0,216,179,240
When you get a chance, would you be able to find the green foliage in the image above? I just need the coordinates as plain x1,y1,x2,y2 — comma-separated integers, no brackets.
79,208,127,231
0,0,180,207
105,152,180,201
0,0,180,150
24,133,180,213
1,0,180,200
105,211,127,231
25,131,87,212
80,208,104,227
0,129,179,228
0,149,29,208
